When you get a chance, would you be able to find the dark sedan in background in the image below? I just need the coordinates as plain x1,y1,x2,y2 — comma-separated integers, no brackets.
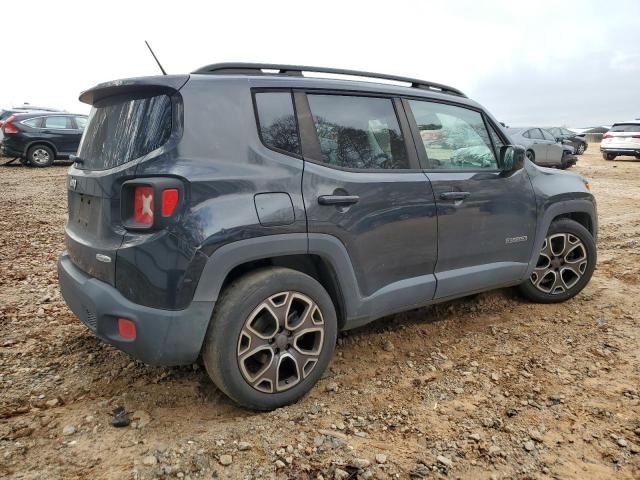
547,127,588,155
0,112,87,167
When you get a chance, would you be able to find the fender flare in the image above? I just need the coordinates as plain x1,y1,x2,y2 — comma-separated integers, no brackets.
524,199,597,279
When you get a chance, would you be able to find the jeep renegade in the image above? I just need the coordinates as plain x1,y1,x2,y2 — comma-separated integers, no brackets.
58,64,597,409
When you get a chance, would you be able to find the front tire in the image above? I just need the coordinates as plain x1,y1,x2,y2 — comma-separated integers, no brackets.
202,267,338,410
27,144,54,167
519,219,596,303
576,143,586,155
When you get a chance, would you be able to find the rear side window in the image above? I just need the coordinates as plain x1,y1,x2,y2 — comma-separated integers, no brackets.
407,99,497,169
254,92,300,155
307,95,409,170
22,118,42,128
611,124,640,132
541,129,555,141
75,116,87,130
44,116,73,129
77,94,172,170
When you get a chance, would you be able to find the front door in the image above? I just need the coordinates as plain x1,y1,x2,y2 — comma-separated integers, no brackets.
404,98,537,300
297,92,438,309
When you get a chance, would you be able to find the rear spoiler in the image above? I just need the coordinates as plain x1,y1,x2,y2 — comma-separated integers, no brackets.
79,75,189,105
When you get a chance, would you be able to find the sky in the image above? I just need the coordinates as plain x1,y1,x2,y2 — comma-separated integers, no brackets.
2,0,639,127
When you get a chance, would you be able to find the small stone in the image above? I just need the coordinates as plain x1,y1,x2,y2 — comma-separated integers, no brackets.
275,459,286,468
524,441,535,452
617,438,628,448
62,425,76,436
375,453,387,464
142,455,157,466
437,455,453,467
238,441,252,451
529,429,544,443
219,454,233,466
468,433,481,442
45,398,59,408
383,340,394,352
334,468,350,480
314,435,325,447
132,410,152,428
326,382,339,392
491,372,500,381
351,458,371,469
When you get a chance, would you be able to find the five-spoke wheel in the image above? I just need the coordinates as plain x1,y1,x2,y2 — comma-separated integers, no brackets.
519,218,596,303
202,267,337,410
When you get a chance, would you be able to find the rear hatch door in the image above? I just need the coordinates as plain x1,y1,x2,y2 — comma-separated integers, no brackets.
65,75,188,285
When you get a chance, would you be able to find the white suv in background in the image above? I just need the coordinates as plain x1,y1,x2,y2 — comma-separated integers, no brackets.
601,120,640,160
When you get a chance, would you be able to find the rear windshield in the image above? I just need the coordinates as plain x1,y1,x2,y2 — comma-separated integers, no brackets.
77,94,172,170
611,123,640,133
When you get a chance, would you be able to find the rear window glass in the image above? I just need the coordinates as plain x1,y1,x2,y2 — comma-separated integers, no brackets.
611,124,640,132
22,118,42,128
254,92,300,155
77,94,172,170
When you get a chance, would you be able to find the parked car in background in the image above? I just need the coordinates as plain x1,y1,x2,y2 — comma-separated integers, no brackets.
0,112,87,166
507,127,576,169
547,127,588,155
600,121,640,160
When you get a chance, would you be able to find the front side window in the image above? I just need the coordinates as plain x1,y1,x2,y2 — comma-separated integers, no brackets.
44,116,73,129
254,92,300,155
408,100,497,169
307,95,409,170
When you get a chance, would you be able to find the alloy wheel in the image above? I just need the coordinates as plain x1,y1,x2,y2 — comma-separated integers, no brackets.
237,291,325,393
530,233,588,294
577,144,585,154
32,148,50,165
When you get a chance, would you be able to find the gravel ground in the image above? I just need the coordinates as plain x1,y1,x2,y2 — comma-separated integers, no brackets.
1,149,639,480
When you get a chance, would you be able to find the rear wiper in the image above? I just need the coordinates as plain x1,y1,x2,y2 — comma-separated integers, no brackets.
69,154,84,165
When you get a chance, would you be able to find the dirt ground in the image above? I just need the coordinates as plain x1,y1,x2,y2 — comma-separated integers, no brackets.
1,147,639,480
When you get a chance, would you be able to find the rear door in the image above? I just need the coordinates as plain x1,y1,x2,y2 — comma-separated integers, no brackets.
42,115,77,154
404,98,537,299
541,128,564,164
527,128,549,163
297,92,439,303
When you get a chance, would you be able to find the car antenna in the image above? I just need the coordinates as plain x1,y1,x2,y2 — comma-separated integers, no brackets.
145,40,167,75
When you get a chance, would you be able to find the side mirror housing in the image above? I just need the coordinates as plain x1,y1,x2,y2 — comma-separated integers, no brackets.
500,145,526,172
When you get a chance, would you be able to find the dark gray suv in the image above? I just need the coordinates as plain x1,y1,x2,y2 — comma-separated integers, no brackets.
58,64,598,409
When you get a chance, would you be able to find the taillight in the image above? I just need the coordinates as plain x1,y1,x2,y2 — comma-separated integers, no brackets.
161,188,179,217
122,179,183,230
603,133,613,139
632,135,640,139
133,186,154,225
117,318,137,340
3,115,18,134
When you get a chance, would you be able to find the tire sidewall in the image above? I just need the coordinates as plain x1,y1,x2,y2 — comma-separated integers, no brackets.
203,268,338,410
519,219,596,303
28,145,54,167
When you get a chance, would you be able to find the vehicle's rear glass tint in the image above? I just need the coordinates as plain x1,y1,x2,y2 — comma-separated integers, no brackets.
77,94,172,170
611,124,640,132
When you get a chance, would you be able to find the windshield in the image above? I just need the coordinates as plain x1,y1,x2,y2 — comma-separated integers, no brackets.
77,94,172,170
611,124,640,133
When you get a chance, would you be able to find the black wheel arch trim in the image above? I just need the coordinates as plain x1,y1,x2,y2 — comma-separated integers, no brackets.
192,233,437,330
524,199,597,280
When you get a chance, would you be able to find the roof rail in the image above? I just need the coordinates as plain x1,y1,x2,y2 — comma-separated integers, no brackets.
191,63,466,97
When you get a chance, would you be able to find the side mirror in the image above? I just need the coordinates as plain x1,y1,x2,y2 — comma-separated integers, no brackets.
500,145,525,172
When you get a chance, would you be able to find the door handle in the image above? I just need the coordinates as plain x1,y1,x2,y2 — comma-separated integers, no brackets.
439,191,470,201
318,195,360,206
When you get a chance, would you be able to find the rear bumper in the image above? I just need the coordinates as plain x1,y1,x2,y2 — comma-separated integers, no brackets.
600,147,640,156
58,253,214,365
0,141,24,158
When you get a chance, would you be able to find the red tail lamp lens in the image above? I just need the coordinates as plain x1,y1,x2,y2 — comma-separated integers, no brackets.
134,186,154,225
117,318,137,340
161,188,179,217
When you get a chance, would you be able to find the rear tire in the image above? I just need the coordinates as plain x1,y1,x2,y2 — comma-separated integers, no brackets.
603,152,615,161
202,267,338,410
27,145,54,167
518,219,596,304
